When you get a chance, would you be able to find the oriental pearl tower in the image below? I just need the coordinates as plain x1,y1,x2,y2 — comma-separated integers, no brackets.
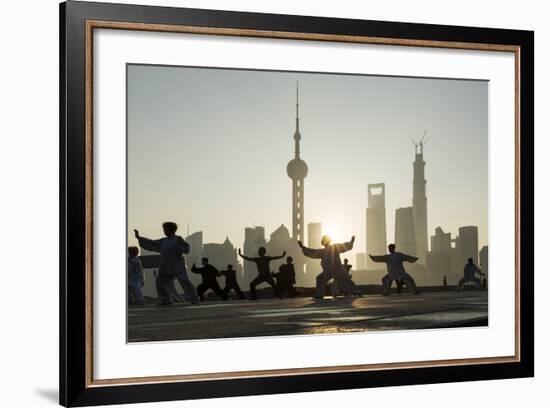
286,83,308,245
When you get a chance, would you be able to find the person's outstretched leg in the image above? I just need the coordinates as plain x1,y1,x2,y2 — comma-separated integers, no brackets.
210,281,229,300
155,276,173,305
249,276,263,300
315,271,330,298
381,275,392,295
402,274,420,294
233,283,246,300
196,282,207,301
130,280,145,304
334,277,357,296
473,277,482,290
176,269,199,304
264,274,282,298
456,278,466,292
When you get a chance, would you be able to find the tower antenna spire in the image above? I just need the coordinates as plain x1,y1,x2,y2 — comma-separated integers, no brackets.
295,81,300,133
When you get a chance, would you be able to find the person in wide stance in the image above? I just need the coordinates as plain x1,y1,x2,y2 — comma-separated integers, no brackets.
299,235,361,299
191,257,228,301
238,247,285,300
369,244,420,296
134,222,199,305
456,258,485,292
221,264,246,300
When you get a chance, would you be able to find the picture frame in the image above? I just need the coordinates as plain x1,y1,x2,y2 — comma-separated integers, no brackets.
60,1,534,406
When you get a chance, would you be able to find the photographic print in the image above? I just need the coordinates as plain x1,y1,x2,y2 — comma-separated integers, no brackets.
126,64,489,343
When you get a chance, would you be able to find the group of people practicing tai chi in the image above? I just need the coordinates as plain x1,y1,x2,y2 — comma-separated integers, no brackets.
128,221,485,305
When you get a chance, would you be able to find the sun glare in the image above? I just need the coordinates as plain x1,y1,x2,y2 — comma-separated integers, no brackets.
322,223,343,243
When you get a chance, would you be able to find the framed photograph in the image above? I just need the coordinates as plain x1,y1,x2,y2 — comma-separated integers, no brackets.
60,1,534,406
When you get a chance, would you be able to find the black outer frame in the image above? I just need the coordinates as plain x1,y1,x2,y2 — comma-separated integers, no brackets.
59,0,534,406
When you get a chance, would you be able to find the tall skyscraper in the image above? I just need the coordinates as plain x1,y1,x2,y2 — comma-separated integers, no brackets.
395,207,417,256
426,227,453,284
306,222,322,286
479,245,489,276
412,135,429,264
366,183,387,269
286,83,308,275
458,226,479,265
356,253,367,270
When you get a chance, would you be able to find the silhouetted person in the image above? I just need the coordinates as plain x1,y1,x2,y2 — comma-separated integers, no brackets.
299,235,361,299
457,258,484,291
134,222,199,306
128,246,144,305
191,257,228,301
370,244,420,296
482,276,487,291
443,275,448,291
239,247,284,300
332,258,358,297
221,264,246,300
343,259,352,277
272,256,298,298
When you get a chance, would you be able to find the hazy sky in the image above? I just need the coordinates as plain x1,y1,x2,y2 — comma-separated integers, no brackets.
127,64,488,260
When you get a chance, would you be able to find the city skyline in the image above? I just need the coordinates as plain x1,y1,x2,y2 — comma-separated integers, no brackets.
127,64,489,264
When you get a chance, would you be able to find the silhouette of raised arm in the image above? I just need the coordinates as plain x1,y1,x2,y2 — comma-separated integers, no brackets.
270,251,286,261
190,263,203,274
300,244,324,259
134,229,162,253
238,248,254,261
369,254,389,263
401,253,419,263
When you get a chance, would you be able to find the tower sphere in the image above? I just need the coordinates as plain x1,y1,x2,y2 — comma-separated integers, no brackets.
287,158,308,179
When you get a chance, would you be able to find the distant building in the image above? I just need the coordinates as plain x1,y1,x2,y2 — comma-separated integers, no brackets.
306,222,322,287
430,227,452,252
356,253,367,271
458,226,479,266
394,207,417,256
426,252,451,283
480,245,489,276
426,227,453,283
243,226,267,286
366,183,387,269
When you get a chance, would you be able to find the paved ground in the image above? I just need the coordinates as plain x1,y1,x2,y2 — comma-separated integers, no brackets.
128,291,488,342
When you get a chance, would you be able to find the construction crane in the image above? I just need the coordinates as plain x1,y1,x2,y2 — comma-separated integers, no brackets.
411,130,431,154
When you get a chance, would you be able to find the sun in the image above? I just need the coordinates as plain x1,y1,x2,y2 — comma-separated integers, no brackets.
322,223,344,243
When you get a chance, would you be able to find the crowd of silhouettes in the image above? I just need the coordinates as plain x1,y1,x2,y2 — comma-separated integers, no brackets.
129,222,486,306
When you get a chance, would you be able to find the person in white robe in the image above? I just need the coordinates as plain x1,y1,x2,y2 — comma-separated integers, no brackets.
127,246,144,305
134,222,199,305
299,235,362,299
369,244,420,295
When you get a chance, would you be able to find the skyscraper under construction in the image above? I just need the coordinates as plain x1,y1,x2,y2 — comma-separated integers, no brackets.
412,134,429,263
